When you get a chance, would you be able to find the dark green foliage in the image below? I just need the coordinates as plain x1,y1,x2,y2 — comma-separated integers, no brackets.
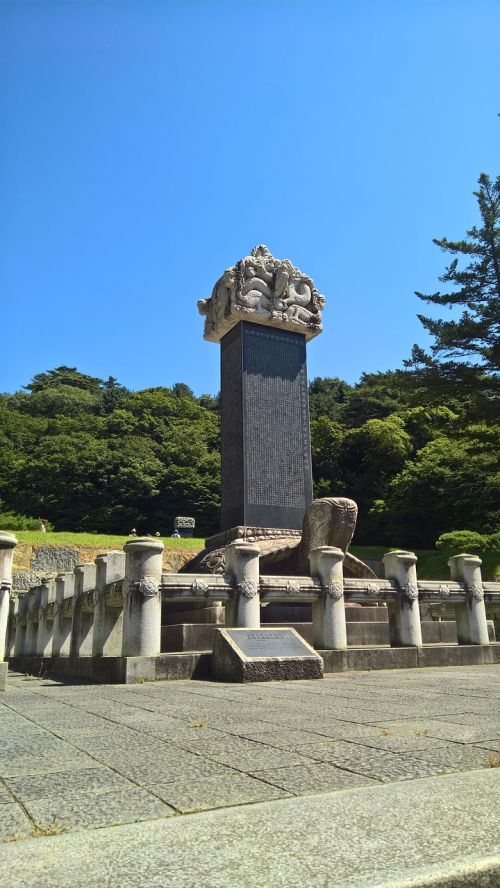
435,530,492,555
0,371,221,536
407,173,500,387
308,377,352,422
0,363,497,546
24,366,105,394
0,512,53,531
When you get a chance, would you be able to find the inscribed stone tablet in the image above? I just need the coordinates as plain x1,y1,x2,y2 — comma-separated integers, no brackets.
226,629,312,659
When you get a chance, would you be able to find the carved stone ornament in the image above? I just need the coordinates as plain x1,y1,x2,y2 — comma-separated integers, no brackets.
327,580,344,600
237,578,259,599
285,580,301,596
175,516,196,529
198,245,326,343
403,581,419,601
438,584,451,598
366,583,379,597
468,582,484,601
191,578,209,595
139,576,159,599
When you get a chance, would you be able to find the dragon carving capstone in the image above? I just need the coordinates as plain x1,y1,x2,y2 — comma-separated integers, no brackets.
198,244,326,343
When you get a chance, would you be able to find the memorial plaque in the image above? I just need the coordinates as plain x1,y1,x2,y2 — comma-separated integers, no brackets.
220,322,313,531
226,629,313,659
212,627,323,682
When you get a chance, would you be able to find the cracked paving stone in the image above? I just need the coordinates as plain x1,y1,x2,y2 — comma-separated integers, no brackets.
114,758,234,784
408,744,495,770
5,767,133,801
0,785,13,804
249,761,379,794
286,739,454,782
233,730,325,748
209,748,311,772
0,753,100,778
0,802,32,841
475,740,500,753
22,786,175,831
147,773,291,813
373,719,500,743
343,734,451,754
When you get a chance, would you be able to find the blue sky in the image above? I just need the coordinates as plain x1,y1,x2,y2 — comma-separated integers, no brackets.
1,0,499,396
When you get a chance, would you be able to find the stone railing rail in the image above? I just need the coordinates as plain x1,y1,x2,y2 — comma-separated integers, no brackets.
2,537,500,665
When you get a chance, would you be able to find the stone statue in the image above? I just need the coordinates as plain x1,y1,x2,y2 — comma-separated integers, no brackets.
182,497,375,579
198,245,326,343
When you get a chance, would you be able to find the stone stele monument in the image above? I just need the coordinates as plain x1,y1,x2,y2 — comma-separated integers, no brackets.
186,244,374,580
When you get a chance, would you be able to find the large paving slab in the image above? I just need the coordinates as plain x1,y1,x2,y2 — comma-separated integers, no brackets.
0,770,499,887
0,665,499,885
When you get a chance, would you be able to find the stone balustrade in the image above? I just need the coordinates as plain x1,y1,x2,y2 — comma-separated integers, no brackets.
0,532,18,689
2,538,500,685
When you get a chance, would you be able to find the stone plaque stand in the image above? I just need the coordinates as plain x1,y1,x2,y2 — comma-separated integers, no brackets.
212,627,323,682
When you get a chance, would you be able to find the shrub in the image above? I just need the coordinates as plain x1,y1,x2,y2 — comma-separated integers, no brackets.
435,530,490,554
0,512,53,532
486,531,500,551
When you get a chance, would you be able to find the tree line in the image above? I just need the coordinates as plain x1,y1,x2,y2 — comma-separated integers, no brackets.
0,174,498,547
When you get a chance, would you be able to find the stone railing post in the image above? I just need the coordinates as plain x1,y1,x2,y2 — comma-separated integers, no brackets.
13,593,27,657
225,542,260,628
0,532,17,662
36,579,56,657
52,573,75,656
24,586,42,656
92,552,126,657
122,539,163,657
6,597,17,659
310,546,347,650
70,564,97,657
449,554,489,645
384,550,423,647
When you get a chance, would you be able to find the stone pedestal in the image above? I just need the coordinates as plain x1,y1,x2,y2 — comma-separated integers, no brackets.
310,546,347,650
212,627,323,682
449,554,489,645
92,552,126,657
122,538,163,657
383,551,423,647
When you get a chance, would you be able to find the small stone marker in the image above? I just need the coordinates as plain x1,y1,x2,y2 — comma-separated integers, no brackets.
212,627,323,682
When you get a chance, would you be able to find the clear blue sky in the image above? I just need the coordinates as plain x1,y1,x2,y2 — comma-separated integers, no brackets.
1,0,499,396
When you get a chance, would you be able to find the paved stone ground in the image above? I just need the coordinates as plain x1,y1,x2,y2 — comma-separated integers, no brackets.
0,665,499,886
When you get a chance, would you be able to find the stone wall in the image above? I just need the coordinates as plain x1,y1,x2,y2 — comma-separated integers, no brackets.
12,543,202,592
